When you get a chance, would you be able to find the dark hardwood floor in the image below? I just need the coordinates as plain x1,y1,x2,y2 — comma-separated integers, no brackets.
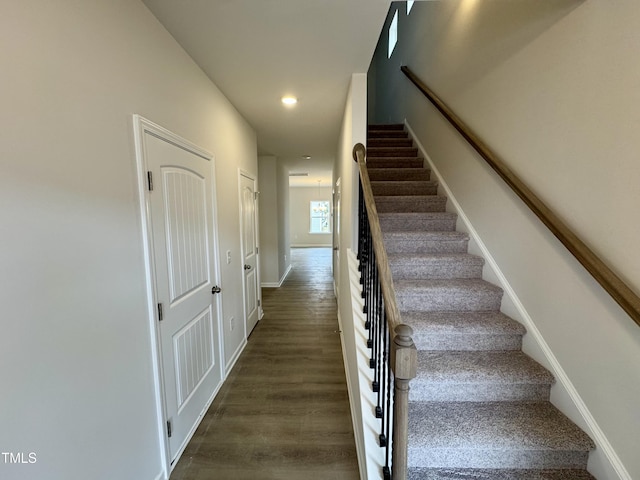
170,247,360,480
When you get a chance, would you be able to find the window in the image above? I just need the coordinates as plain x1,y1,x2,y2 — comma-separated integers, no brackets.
388,9,398,58
309,201,331,234
407,1,415,14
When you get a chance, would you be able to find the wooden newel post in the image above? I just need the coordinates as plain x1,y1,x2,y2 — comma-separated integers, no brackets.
391,323,417,479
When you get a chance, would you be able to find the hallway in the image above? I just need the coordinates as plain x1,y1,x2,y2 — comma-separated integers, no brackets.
170,248,360,480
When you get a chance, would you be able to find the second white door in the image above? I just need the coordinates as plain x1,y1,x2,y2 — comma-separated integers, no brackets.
239,172,259,335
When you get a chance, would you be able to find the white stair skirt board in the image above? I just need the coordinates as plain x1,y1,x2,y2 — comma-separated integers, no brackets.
342,248,388,480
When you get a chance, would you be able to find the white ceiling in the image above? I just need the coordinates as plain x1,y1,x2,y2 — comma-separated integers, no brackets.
141,0,391,187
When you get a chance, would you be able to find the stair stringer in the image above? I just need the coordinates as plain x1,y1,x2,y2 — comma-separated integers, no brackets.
404,120,631,480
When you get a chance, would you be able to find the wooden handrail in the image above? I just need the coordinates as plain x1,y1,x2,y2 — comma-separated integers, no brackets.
401,65,640,328
353,143,417,479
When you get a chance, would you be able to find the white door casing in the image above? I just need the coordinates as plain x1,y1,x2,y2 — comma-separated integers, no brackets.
239,171,260,335
133,116,224,474
333,177,341,296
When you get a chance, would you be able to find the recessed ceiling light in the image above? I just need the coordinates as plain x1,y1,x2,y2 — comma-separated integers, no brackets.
281,96,298,106
303,155,311,160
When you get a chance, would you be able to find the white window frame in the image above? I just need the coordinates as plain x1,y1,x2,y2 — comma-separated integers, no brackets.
388,9,398,58
309,200,331,234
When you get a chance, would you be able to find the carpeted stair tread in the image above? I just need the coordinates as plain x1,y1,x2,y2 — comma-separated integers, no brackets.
407,468,596,480
368,131,409,139
379,212,458,232
368,137,414,147
368,146,419,158
368,123,405,131
411,351,554,402
375,195,447,213
383,231,470,254
389,253,484,279
371,180,438,196
368,167,431,181
367,157,426,168
408,402,595,469
395,278,503,312
416,350,553,384
402,311,525,351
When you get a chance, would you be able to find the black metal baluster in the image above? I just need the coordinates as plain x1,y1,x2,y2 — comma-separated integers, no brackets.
382,313,392,479
371,246,378,368
379,308,388,445
374,281,383,416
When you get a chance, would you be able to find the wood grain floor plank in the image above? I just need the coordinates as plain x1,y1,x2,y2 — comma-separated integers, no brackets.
170,248,359,480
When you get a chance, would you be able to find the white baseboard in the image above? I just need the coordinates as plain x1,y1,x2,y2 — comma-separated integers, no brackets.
291,243,332,248
168,380,222,474
224,339,247,378
405,120,631,480
261,264,292,288
153,470,166,480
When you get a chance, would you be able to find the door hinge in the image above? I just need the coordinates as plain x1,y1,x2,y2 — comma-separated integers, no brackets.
157,303,163,321
167,420,172,438
147,171,154,191
258,299,261,307
256,247,259,254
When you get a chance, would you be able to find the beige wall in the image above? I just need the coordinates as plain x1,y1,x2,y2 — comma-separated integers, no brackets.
369,1,640,478
0,1,256,479
289,186,333,247
334,73,369,478
258,155,292,286
277,160,292,279
258,156,280,284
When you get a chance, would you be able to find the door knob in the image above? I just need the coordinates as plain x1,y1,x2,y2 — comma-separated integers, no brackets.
244,264,252,270
211,285,221,294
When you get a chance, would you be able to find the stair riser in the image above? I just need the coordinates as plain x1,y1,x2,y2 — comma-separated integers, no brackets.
407,468,596,480
368,131,408,139
407,449,590,470
366,158,425,168
410,384,551,403
368,124,405,131
371,182,438,196
384,238,469,254
375,196,447,213
391,263,483,280
379,214,457,232
368,168,430,181
413,333,523,352
368,139,413,148
368,147,419,158
406,401,594,471
396,289,502,312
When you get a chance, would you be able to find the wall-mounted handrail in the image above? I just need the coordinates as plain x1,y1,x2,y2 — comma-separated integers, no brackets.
354,143,417,480
401,65,640,328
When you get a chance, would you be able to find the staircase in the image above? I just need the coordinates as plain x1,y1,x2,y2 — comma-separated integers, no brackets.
367,124,596,480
